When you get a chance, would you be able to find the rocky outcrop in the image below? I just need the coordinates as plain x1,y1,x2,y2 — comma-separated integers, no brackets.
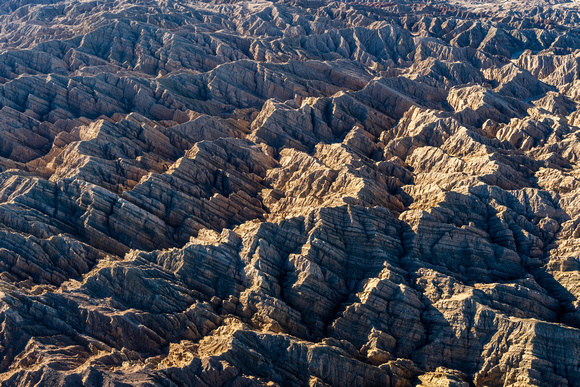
1,0,580,386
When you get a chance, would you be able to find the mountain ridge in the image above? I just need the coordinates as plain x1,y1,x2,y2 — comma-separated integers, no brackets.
0,0,580,385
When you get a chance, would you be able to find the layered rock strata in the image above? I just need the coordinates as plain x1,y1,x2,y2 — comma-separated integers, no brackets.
1,0,580,386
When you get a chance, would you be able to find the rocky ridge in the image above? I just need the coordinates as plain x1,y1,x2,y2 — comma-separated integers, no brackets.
1,0,580,386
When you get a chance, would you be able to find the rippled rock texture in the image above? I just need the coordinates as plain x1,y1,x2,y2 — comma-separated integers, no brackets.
1,0,580,385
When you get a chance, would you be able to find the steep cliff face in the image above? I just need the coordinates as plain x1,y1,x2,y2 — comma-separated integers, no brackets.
1,0,580,385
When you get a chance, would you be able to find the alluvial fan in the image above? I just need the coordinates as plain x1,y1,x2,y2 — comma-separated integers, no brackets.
1,0,580,385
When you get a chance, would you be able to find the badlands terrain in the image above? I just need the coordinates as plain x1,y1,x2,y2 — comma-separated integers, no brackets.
1,0,580,385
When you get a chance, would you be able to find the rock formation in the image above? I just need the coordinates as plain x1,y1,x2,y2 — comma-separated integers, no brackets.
1,0,580,385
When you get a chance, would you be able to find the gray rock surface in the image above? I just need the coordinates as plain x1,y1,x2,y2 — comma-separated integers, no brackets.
1,0,580,386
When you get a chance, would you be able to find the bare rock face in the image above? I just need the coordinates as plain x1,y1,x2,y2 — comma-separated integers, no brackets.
1,0,580,386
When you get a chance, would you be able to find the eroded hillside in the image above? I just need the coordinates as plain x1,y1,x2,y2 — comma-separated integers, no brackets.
1,0,580,385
